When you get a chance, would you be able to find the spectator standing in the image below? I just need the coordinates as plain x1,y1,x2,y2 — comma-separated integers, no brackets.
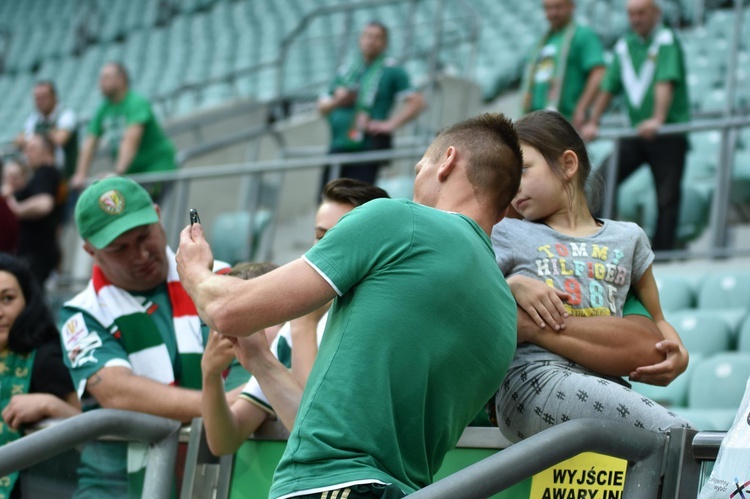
582,0,689,251
318,21,425,185
2,136,63,286
0,253,81,499
521,0,605,129
178,113,522,498
59,176,244,498
72,62,176,202
15,81,78,182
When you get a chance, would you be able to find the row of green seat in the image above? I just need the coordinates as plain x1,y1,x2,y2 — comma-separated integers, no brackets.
633,351,750,431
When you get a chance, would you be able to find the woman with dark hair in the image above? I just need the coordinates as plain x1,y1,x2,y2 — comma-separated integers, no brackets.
0,252,80,497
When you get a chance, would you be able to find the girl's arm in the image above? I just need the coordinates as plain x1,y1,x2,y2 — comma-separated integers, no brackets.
631,266,689,385
201,331,268,456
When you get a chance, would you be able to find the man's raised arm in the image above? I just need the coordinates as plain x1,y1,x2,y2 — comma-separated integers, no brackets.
177,223,337,337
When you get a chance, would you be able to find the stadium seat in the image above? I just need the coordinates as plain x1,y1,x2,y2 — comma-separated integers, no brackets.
376,175,415,200
210,210,272,266
687,352,750,409
654,274,695,312
668,352,750,430
664,309,734,356
697,271,750,309
735,314,750,352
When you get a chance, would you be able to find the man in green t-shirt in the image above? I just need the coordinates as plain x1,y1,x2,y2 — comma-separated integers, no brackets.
318,21,425,186
177,113,522,498
522,0,605,129
582,0,690,251
71,62,176,201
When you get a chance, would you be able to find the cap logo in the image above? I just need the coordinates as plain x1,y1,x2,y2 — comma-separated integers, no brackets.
98,190,125,215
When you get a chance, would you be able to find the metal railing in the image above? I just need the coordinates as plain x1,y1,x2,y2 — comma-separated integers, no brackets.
0,409,181,499
128,145,428,251
410,419,667,499
597,114,750,260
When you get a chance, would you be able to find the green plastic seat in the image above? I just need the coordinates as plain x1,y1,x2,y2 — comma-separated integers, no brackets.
687,352,750,409
210,210,273,266
654,274,695,312
664,310,734,356
697,271,750,309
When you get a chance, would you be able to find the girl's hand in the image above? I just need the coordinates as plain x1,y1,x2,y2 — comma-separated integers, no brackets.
202,330,236,377
507,275,570,331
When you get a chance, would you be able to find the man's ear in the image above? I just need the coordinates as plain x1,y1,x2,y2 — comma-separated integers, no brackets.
562,150,579,180
82,241,96,257
154,204,161,221
437,146,458,182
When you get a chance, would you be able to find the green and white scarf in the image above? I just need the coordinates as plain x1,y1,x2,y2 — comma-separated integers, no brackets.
521,22,577,114
615,27,674,109
0,349,36,498
67,248,228,390
338,55,386,148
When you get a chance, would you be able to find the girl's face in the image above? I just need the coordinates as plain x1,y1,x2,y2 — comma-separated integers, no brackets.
0,271,26,351
513,144,567,221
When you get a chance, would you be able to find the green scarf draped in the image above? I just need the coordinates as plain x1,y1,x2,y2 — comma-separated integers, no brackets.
521,22,577,114
0,349,36,498
339,55,386,149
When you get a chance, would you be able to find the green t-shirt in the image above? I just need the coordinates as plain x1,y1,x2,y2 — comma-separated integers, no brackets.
88,91,176,174
529,24,605,120
601,25,690,126
270,199,517,498
327,60,412,151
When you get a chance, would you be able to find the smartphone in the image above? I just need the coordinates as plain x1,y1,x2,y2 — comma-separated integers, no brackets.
189,208,201,226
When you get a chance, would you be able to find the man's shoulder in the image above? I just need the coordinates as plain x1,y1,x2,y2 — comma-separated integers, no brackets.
573,24,603,46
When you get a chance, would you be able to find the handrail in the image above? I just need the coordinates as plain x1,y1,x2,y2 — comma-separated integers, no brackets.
0,409,181,499
596,112,750,259
692,430,726,460
409,419,666,499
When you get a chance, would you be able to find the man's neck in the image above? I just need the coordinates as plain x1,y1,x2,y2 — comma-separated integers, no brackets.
40,104,57,118
635,22,661,42
109,88,128,104
551,18,573,34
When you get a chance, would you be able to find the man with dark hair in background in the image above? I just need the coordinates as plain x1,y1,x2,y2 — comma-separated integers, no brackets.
71,62,176,201
319,21,425,186
178,113,522,499
15,80,79,182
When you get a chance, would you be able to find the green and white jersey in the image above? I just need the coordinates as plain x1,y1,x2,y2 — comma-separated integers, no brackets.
602,25,690,126
270,199,517,498
240,314,328,414
88,90,176,174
